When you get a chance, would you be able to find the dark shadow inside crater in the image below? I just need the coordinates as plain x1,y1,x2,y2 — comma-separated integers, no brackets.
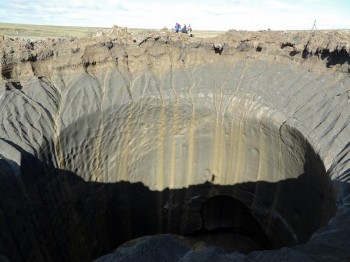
0,141,337,261
185,195,273,253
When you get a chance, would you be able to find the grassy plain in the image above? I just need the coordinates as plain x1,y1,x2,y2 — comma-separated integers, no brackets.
0,22,224,39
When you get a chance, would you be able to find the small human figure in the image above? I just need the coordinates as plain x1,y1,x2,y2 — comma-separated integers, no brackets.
187,24,192,36
175,23,180,33
181,24,187,33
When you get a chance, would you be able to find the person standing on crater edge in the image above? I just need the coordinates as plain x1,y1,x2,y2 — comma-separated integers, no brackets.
175,23,180,33
187,24,192,36
182,24,187,33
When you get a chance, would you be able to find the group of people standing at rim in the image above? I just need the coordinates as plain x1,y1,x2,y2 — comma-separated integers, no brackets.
174,23,192,35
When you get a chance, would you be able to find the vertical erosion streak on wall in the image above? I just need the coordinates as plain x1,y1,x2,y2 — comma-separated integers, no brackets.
211,115,225,184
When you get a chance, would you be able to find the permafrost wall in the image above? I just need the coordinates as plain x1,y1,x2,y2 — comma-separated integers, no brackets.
0,28,350,261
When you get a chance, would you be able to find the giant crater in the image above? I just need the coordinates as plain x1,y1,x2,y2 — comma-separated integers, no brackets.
0,29,350,261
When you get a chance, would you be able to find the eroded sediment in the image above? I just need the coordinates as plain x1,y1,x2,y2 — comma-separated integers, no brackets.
0,27,350,261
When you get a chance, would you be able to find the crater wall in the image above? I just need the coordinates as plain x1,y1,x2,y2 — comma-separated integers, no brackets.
0,29,350,261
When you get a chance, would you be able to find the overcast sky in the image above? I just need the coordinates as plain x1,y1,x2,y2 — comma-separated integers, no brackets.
0,0,349,31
